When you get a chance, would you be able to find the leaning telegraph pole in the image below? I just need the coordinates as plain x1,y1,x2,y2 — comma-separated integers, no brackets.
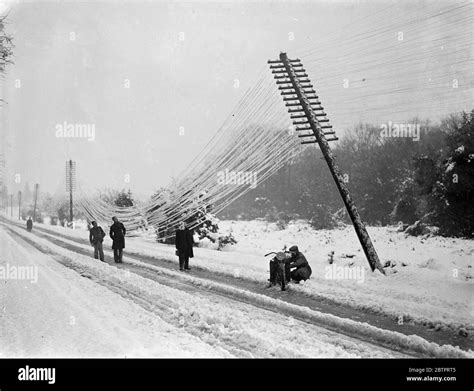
66,160,76,228
268,52,385,274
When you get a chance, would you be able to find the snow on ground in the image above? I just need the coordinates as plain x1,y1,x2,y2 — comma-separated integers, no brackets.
0,226,225,358
0,224,413,358
217,220,474,332
7,215,473,336
6,223,473,357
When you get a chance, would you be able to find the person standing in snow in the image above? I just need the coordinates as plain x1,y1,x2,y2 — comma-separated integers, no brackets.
89,221,106,262
109,216,126,263
175,221,194,271
26,217,33,232
288,245,312,283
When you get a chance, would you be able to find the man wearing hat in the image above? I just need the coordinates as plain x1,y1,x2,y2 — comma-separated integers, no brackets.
288,245,312,283
175,221,194,271
89,220,106,262
110,216,126,263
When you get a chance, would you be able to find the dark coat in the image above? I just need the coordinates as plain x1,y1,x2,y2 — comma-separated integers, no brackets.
90,226,105,245
110,222,126,250
288,252,309,269
289,252,312,280
291,265,312,281
26,219,33,230
175,228,194,258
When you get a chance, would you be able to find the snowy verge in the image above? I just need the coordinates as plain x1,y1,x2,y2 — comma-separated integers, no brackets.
6,223,473,359
14,215,473,337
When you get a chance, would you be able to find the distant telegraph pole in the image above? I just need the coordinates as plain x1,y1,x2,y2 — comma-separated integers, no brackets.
10,194,13,217
66,160,76,228
33,183,39,222
0,154,5,210
18,190,21,220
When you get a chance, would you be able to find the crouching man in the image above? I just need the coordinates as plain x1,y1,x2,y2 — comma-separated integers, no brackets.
288,245,312,283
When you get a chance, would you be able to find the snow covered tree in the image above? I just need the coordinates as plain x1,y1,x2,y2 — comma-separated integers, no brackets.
429,111,474,237
114,189,134,207
100,188,134,207
308,204,337,230
154,188,237,249
0,15,13,74
390,177,419,225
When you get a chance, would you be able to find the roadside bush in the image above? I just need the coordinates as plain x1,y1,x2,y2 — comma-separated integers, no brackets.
309,204,337,230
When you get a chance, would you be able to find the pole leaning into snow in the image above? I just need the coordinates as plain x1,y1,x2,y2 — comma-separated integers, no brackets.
269,52,385,274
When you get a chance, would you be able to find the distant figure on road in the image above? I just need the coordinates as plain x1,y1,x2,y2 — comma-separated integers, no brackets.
110,216,126,263
26,217,33,232
89,221,106,262
175,221,194,271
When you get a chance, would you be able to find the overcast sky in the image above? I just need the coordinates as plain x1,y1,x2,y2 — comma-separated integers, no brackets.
1,1,472,199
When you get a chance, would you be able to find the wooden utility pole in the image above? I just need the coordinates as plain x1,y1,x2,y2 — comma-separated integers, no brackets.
66,160,76,228
269,53,385,274
10,194,13,217
18,190,21,220
69,161,73,226
33,183,39,222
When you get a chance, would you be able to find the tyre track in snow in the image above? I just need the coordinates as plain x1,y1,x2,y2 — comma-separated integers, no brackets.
0,227,227,358
1,217,471,356
9,218,472,351
1,224,407,358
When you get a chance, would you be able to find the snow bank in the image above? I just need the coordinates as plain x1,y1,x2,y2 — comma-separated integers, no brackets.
7,224,473,358
4,214,473,337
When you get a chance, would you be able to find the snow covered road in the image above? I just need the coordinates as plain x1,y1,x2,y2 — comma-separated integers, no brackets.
4,215,472,356
13,215,472,341
0,224,414,358
0,225,227,357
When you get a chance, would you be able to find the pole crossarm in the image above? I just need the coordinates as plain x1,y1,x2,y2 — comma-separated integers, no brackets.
268,52,385,274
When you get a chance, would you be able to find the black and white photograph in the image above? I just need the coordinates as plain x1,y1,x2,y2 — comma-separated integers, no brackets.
0,0,472,387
